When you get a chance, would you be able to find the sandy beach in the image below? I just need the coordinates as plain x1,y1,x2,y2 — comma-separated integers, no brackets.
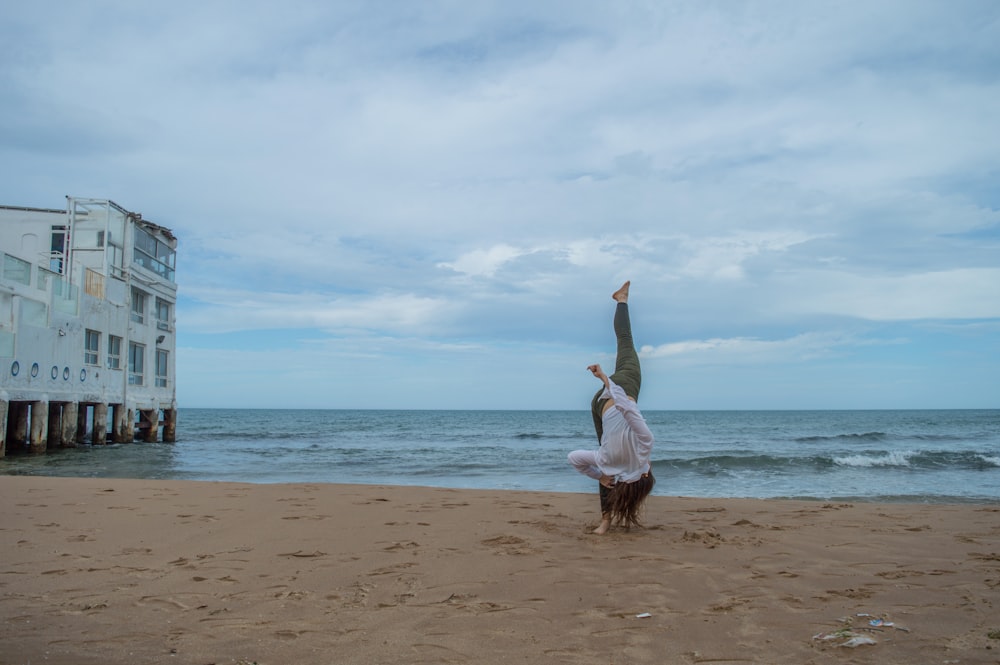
1,476,997,664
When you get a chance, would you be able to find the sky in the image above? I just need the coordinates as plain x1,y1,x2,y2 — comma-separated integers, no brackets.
1,1,998,410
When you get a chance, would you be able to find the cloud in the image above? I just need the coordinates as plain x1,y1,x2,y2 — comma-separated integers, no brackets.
181,288,453,336
783,268,1000,321
439,244,529,277
642,330,901,365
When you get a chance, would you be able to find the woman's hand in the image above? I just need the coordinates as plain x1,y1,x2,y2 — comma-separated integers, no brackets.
587,364,608,383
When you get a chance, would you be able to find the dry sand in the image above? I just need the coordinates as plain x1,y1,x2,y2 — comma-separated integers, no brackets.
1,476,998,664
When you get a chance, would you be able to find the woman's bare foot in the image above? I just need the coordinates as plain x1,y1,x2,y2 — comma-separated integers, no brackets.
593,516,611,535
612,281,630,303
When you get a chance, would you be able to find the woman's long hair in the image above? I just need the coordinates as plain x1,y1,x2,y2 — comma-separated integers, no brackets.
606,471,655,528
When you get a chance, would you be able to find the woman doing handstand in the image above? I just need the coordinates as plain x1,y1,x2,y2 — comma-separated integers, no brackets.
568,281,655,534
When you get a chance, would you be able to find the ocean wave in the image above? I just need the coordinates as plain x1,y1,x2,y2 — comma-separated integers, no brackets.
795,432,887,443
512,432,586,440
652,450,1000,474
833,450,1000,470
910,433,996,442
655,454,826,475
795,431,998,445
832,450,917,468
976,454,1000,467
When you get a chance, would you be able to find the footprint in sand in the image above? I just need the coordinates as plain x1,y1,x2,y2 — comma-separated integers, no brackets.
368,562,417,576
354,497,390,505
681,529,724,547
481,535,537,555
118,547,153,555
278,550,327,558
281,514,330,520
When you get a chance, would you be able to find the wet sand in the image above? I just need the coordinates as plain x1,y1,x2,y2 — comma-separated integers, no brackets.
1,476,998,664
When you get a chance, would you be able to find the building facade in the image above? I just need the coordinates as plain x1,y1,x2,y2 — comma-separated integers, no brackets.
0,197,178,454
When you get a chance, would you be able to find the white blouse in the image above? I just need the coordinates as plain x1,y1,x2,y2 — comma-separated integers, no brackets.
572,379,655,484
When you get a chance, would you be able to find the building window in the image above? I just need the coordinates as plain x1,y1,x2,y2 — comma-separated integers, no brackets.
128,342,145,385
156,349,168,387
84,329,100,365
131,288,146,324
107,335,122,370
155,298,171,330
133,226,176,282
50,226,66,273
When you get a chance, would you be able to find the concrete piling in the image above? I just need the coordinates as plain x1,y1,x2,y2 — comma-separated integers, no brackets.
61,402,78,447
0,399,173,456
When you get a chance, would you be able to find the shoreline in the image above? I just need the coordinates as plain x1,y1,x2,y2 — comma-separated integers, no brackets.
3,467,998,505
2,476,998,664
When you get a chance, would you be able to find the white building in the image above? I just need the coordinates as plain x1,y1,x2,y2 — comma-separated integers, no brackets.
0,197,178,455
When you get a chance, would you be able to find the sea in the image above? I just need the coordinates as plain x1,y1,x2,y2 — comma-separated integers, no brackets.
2,409,998,504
